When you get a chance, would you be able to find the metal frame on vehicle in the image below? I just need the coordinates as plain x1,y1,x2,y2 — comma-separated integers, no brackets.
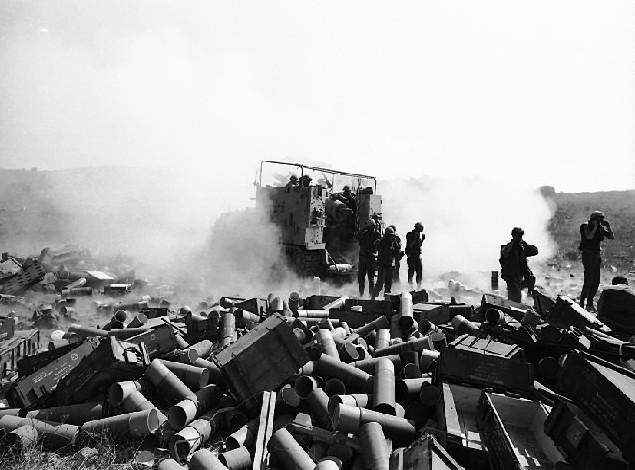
258,160,377,191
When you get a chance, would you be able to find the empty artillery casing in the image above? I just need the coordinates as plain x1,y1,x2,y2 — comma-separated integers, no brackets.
324,377,347,396
145,359,196,404
337,342,359,363
25,402,103,425
359,421,390,470
127,312,147,328
390,315,404,341
223,408,248,432
234,308,260,328
277,384,301,414
294,375,322,398
355,316,390,338
374,336,431,357
62,286,93,297
158,359,210,389
305,387,332,429
328,394,372,414
419,349,440,372
396,378,430,404
0,415,78,449
314,354,372,392
81,409,159,440
219,446,252,470
451,315,478,335
220,311,236,347
108,379,153,406
330,403,416,444
427,331,447,350
398,292,415,331
190,449,229,470
373,358,396,415
225,418,259,451
316,329,340,359
169,408,226,461
192,357,223,384
353,355,402,374
6,424,38,450
68,323,108,337
157,459,187,470
375,329,391,350
314,458,342,470
268,427,316,470
418,382,441,406
119,391,167,428
168,384,220,428
296,309,330,318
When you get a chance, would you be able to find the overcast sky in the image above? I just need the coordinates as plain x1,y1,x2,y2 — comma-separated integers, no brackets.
1,0,634,192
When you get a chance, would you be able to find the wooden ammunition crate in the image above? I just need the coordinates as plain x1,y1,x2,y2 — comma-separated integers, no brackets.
344,298,393,314
395,433,465,470
0,316,16,342
432,382,489,469
17,341,81,377
55,337,149,405
216,314,309,409
437,335,533,394
547,296,610,332
0,329,39,381
303,295,341,310
478,392,570,470
555,351,635,465
235,297,268,317
10,337,98,408
544,399,628,470
126,325,178,359
0,261,46,295
480,293,530,322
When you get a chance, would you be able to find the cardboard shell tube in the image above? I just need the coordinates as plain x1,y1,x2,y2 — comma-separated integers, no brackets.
353,355,402,374
268,428,316,470
373,358,396,415
451,315,478,335
375,329,391,350
168,384,220,429
25,402,103,426
219,446,252,469
0,415,78,449
314,458,342,470
127,312,147,328
7,424,38,450
355,316,390,338
328,394,372,414
324,378,347,396
315,354,372,392
169,410,220,461
190,449,229,470
145,359,196,404
158,359,210,390
220,312,236,348
396,378,430,404
157,458,187,470
419,349,440,372
330,404,416,444
304,387,332,430
108,379,152,406
359,421,390,470
316,329,340,359
68,324,107,338
225,418,259,451
81,409,159,440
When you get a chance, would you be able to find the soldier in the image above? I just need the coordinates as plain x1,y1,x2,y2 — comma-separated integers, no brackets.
579,210,614,312
499,227,538,303
388,225,404,284
405,222,425,289
372,226,402,299
356,219,380,297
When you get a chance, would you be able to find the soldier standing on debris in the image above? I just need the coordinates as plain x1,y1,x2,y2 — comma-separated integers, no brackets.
499,227,538,303
579,210,614,312
405,222,425,289
388,225,404,284
372,226,401,299
357,219,380,297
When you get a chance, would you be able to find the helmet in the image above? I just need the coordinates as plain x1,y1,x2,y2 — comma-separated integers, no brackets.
414,222,423,231
388,225,396,232
589,210,604,220
384,226,395,235
511,227,524,237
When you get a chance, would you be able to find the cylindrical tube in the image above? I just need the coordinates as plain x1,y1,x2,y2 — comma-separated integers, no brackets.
305,388,332,429
81,409,159,440
398,292,414,333
428,331,447,351
390,315,404,341
359,421,389,470
373,358,396,415
419,383,441,406
219,446,252,470
327,394,372,414
157,458,187,470
220,312,236,348
353,355,402,374
225,418,259,451
68,324,107,337
0,415,78,449
168,384,220,429
170,410,222,461
158,359,210,390
419,349,440,372
6,424,38,450
316,329,340,359
190,449,229,470
324,378,347,397
337,342,359,363
296,310,330,318
108,379,152,407
330,404,416,444
322,297,348,310
374,337,431,357
451,315,478,335
192,357,223,384
268,428,315,470
314,354,372,392
354,316,390,338
314,458,342,470
25,402,103,425
145,359,196,404
375,329,391,350
396,378,429,404
127,312,147,328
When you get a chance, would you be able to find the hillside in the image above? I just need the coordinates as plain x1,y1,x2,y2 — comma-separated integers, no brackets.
542,186,635,270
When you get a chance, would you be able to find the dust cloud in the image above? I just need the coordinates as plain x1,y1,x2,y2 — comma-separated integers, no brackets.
381,175,557,291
